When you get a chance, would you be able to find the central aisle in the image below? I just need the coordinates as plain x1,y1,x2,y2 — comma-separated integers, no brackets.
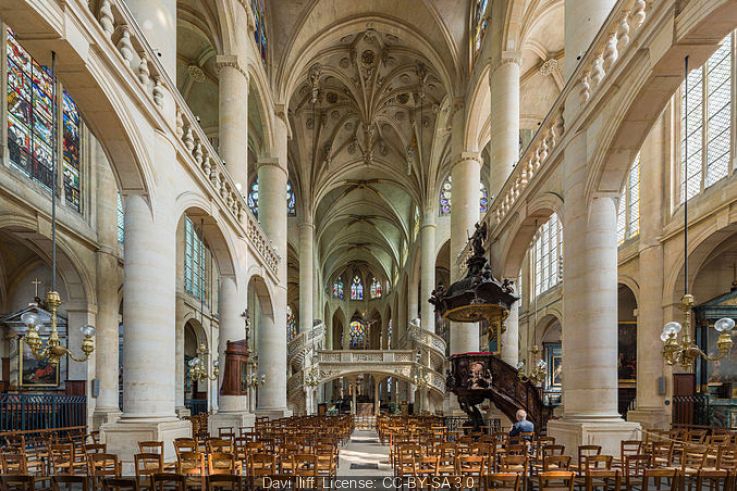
337,428,392,476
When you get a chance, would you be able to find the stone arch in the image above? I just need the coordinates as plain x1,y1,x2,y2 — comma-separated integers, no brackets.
331,307,346,350
465,63,492,151
589,1,737,204
495,191,563,278
537,313,562,346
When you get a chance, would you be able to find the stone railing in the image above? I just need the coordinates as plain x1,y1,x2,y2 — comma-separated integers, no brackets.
405,323,447,356
83,0,279,275
483,0,654,237
317,350,415,364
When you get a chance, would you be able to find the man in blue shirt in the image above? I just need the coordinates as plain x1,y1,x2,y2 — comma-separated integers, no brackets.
509,409,535,438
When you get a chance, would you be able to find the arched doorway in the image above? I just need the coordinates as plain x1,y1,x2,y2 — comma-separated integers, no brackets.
183,320,208,415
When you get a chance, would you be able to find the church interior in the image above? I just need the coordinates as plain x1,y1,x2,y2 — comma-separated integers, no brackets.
2,0,737,487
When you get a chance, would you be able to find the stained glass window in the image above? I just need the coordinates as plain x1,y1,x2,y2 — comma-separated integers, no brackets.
117,193,125,244
681,33,734,202
62,90,80,211
439,175,490,216
473,0,490,55
286,305,297,341
349,320,366,349
350,275,364,301
251,0,268,64
332,276,344,300
532,213,562,297
616,154,640,244
184,216,210,303
246,177,297,218
370,277,382,299
6,29,82,211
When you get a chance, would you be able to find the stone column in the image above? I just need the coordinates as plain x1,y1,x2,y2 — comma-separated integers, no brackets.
123,0,177,78
501,303,519,367
92,143,122,427
488,56,520,199
299,221,315,334
449,152,482,354
420,212,437,333
255,116,290,416
563,0,617,79
407,271,419,326
217,57,249,193
102,188,190,461
174,321,188,417
209,276,254,430
374,378,380,415
626,111,669,429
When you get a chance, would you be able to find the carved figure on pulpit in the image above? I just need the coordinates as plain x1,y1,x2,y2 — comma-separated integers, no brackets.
469,361,492,389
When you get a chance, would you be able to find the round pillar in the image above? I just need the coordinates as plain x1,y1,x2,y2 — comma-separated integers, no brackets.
217,58,249,193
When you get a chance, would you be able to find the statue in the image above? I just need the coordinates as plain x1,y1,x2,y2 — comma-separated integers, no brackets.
429,283,446,308
471,222,488,257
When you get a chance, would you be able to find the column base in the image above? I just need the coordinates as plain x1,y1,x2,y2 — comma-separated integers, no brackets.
91,408,121,429
547,417,641,460
256,407,293,419
175,406,191,418
100,417,191,464
627,407,670,430
208,412,255,434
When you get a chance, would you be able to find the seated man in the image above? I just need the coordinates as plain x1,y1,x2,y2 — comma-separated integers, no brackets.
509,409,534,439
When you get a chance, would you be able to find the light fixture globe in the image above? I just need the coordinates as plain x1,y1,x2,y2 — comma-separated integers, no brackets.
80,325,96,337
714,317,735,333
21,311,40,328
663,321,682,336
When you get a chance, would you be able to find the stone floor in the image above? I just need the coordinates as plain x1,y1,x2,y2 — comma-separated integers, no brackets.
337,429,392,476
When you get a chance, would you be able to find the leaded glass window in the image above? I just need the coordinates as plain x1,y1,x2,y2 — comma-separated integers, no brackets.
6,29,82,211
117,193,125,244
473,0,490,55
251,0,268,64
533,213,562,297
681,34,734,201
286,305,297,341
349,320,366,349
332,276,344,300
617,154,640,244
184,216,210,303
370,277,382,299
350,275,364,301
439,175,489,216
246,177,297,218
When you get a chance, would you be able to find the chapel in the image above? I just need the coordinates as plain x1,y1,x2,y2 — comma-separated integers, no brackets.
0,0,736,486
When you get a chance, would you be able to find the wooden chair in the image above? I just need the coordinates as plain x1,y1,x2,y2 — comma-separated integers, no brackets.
538,470,575,491
206,439,233,455
137,442,163,455
173,439,197,457
456,455,484,489
207,453,237,476
583,456,620,491
543,455,571,471
624,454,651,491
134,453,162,490
246,453,276,489
51,475,90,491
206,475,241,491
616,441,642,469
102,478,140,491
641,467,679,491
176,451,204,477
84,443,107,455
292,453,318,478
0,453,28,475
486,473,521,490
415,454,439,478
151,473,186,491
650,441,674,468
577,445,602,473
50,443,85,475
0,475,35,491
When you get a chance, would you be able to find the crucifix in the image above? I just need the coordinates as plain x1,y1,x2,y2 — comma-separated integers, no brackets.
241,309,250,345
32,278,42,302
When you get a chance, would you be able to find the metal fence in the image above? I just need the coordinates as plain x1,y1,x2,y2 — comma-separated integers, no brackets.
185,399,208,416
672,394,712,427
0,393,86,432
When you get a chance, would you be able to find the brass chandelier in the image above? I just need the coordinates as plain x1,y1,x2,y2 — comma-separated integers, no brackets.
517,345,547,386
17,52,95,366
661,56,735,369
188,343,220,382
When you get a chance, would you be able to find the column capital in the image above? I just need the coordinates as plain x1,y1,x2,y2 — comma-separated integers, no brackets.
451,152,482,168
257,157,288,175
490,51,521,73
216,54,249,80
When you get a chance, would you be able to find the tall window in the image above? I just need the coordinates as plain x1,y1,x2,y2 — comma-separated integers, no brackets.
617,154,640,244
184,217,210,302
332,276,344,300
349,320,366,349
117,193,125,244
370,277,383,299
7,29,82,211
681,33,734,201
251,0,268,64
472,0,490,55
439,175,489,216
533,213,562,297
350,275,364,301
246,177,296,218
